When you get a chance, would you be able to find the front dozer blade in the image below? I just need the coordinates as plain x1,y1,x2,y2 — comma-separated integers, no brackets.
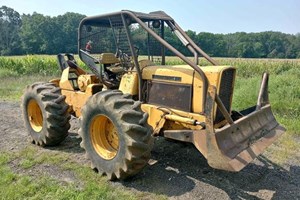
207,105,284,171
193,73,285,171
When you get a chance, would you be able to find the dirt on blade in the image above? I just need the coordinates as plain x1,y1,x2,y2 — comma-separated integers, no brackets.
1,100,299,200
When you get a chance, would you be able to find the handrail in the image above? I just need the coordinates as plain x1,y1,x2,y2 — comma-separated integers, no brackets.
123,11,209,111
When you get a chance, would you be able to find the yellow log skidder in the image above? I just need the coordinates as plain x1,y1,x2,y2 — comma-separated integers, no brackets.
22,10,285,180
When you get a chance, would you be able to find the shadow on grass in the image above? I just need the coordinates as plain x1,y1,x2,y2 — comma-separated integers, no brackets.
120,138,300,199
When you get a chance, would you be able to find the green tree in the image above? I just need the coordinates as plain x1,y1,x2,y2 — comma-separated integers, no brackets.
195,32,226,57
55,12,86,53
0,6,22,55
20,13,53,54
295,33,300,58
20,12,85,54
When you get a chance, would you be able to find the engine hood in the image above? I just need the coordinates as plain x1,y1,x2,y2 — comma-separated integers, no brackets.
142,65,235,84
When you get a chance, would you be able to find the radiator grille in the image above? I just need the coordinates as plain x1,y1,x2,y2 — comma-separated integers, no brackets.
215,68,235,124
146,81,192,112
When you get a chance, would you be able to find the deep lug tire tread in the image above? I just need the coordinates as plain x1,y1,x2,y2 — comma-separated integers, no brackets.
79,90,153,180
21,82,70,146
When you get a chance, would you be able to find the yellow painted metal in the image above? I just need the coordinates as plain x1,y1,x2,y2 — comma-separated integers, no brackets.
59,66,102,117
62,84,101,117
141,103,207,132
99,53,119,64
163,120,186,130
142,64,235,114
165,114,196,125
193,66,236,120
90,115,119,160
59,67,86,91
193,65,235,113
49,79,60,87
138,59,155,69
141,104,166,135
142,65,195,84
78,74,100,92
106,65,124,73
27,99,43,132
118,72,139,95
59,68,73,90
141,65,234,132
164,114,206,130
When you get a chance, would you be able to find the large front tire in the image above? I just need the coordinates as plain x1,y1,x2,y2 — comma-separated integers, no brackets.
21,82,70,146
79,90,153,180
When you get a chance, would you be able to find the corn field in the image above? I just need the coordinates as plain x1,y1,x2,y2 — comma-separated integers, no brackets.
0,55,85,77
0,55,299,78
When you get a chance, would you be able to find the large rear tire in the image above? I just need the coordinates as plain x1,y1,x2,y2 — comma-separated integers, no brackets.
21,82,70,146
79,90,153,180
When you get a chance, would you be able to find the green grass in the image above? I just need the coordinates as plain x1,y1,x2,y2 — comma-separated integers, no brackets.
0,147,162,200
231,63,300,135
0,75,57,101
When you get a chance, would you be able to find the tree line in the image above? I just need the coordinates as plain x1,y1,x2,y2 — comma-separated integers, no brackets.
1,5,300,58
0,6,85,55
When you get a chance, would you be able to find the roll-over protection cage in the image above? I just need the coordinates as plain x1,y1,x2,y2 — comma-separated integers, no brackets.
78,10,236,125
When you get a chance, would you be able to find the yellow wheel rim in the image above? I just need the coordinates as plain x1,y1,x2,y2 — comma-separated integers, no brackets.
27,99,43,132
90,115,119,160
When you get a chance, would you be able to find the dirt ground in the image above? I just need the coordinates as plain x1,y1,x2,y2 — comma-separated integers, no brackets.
1,101,299,200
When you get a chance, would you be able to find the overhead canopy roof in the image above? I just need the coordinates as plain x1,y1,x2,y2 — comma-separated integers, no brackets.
80,10,174,26
128,10,173,21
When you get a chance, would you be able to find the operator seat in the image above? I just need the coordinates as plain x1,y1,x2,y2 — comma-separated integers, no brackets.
100,53,120,65
99,53,123,89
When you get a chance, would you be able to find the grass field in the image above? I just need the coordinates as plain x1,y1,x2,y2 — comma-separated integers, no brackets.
0,55,299,198
0,148,140,200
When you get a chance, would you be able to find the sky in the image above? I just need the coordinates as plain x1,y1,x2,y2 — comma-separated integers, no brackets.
1,0,299,34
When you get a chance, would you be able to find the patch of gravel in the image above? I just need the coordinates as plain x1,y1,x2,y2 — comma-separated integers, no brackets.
1,101,300,200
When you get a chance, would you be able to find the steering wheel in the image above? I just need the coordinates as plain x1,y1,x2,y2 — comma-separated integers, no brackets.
116,46,139,59
115,49,130,63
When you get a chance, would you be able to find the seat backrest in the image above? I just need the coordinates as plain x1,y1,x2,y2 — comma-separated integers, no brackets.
100,53,119,64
